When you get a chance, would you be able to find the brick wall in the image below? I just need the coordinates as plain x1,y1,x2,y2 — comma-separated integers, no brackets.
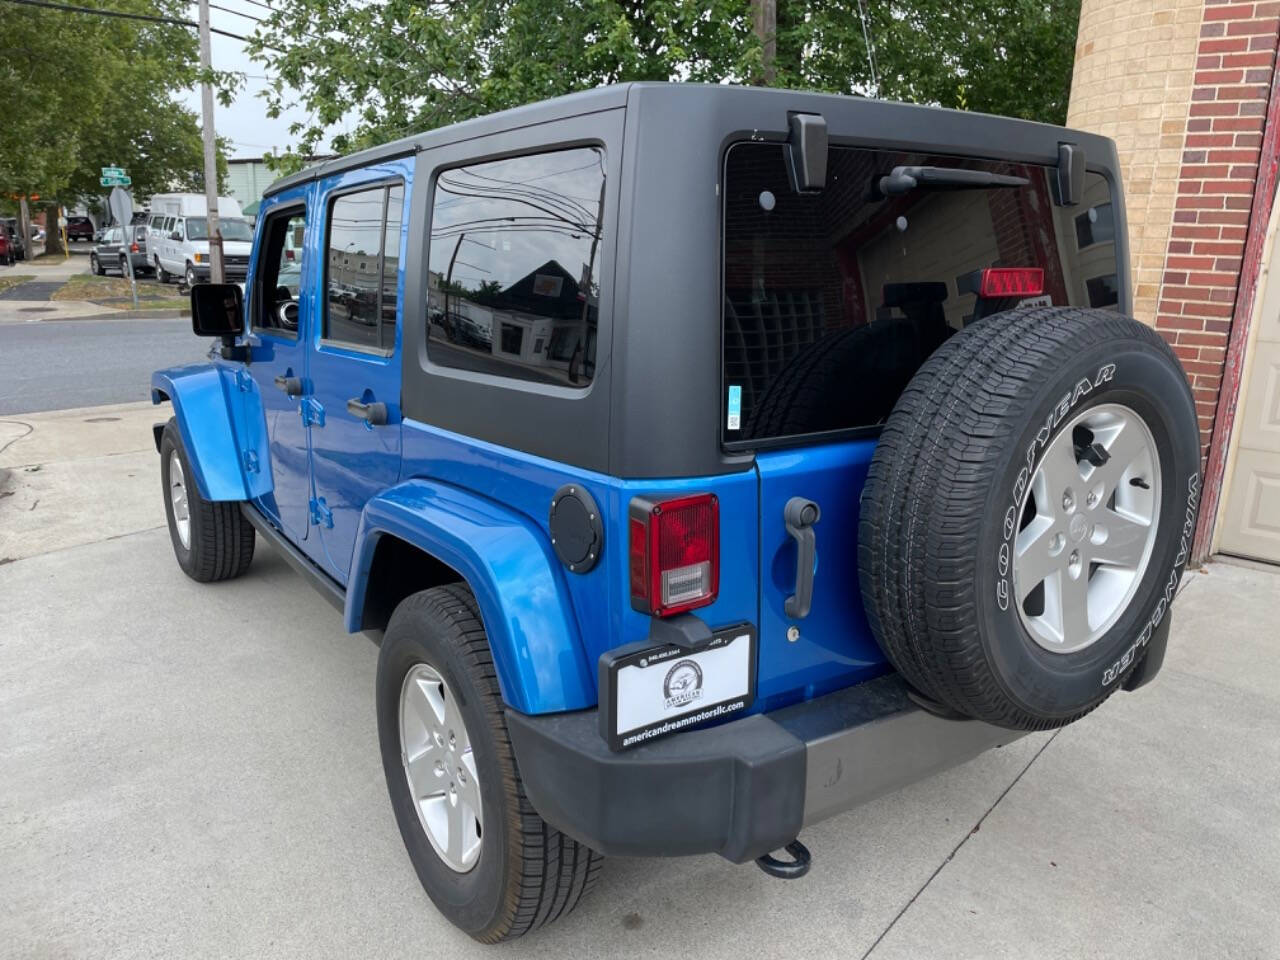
1069,0,1280,466
1068,0,1204,327
1157,1,1278,463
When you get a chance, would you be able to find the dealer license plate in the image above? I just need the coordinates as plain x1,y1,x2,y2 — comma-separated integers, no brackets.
600,624,756,752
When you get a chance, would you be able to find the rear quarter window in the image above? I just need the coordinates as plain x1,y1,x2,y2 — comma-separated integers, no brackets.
722,142,1119,445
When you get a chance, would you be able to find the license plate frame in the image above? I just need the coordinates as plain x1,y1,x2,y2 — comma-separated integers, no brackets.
598,624,757,752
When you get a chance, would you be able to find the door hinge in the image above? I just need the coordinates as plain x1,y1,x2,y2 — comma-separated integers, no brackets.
242,449,259,474
235,368,253,392
309,497,334,528
301,396,325,428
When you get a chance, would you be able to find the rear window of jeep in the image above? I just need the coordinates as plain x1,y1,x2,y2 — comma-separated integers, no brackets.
722,142,1118,444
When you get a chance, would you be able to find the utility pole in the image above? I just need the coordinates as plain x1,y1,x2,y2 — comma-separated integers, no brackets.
752,0,776,86
197,0,223,284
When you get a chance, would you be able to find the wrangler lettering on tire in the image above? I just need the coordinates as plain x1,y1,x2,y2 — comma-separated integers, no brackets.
858,306,1199,730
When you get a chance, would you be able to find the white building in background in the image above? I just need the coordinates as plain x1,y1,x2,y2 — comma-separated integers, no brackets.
225,156,336,218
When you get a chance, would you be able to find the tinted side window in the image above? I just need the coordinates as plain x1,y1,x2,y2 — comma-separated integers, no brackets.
324,183,402,352
426,147,605,387
722,143,1118,443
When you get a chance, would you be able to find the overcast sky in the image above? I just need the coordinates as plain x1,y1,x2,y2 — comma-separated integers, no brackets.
180,0,350,160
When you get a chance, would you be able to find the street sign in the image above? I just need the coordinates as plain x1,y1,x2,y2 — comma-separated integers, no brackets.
101,165,125,177
100,175,131,187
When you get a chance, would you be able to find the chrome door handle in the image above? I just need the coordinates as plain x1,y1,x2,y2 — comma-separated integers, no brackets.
273,375,302,396
347,397,388,426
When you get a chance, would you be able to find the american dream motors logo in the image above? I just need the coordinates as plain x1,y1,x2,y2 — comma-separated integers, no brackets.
663,660,703,710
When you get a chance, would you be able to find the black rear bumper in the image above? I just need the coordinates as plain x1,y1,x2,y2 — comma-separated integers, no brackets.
507,611,1170,864
506,673,1021,863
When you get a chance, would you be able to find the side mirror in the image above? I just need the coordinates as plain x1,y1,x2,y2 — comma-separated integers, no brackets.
191,283,244,338
170,230,182,240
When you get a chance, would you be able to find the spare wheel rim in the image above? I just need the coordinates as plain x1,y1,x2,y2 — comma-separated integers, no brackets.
399,662,483,872
1012,402,1162,655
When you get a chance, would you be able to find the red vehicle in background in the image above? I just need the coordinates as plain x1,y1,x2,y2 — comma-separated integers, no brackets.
0,227,15,266
66,216,95,242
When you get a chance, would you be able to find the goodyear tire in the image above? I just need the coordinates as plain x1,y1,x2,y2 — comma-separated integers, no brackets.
377,584,602,942
858,307,1200,730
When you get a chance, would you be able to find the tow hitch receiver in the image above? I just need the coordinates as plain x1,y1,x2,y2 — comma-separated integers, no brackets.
756,838,812,879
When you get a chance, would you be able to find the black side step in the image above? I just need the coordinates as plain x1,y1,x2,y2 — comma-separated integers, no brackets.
239,503,345,613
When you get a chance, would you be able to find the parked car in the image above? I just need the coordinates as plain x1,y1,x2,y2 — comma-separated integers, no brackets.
152,83,1200,943
90,224,151,277
149,213,253,286
65,216,95,242
0,218,26,261
0,228,14,266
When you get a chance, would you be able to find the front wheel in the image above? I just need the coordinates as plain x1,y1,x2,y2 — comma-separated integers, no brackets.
159,419,255,582
377,584,602,943
90,253,104,276
185,262,197,288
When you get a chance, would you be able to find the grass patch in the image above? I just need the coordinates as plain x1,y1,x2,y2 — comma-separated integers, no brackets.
0,274,36,294
52,274,189,311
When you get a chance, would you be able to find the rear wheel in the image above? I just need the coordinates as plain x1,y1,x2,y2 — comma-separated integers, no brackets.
90,253,104,276
155,258,170,284
118,254,130,276
377,584,602,942
858,307,1200,730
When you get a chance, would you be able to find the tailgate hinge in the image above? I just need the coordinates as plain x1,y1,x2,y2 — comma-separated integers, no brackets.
309,497,334,529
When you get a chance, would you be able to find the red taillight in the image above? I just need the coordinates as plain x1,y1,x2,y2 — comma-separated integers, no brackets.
130,242,139,253
979,267,1044,298
629,493,719,617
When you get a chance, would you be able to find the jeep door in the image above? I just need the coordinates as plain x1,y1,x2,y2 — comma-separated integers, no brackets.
243,187,314,540
306,160,410,582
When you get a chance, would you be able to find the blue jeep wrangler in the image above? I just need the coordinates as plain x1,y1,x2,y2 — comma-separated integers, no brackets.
153,84,1199,942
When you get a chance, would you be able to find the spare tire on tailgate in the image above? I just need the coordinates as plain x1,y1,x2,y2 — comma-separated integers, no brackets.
858,306,1200,730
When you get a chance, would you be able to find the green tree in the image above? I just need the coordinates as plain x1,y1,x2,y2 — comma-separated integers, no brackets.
0,0,234,241
250,0,1080,175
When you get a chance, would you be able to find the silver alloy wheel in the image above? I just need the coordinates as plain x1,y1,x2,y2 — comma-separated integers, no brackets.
168,449,191,549
1013,402,1162,654
399,662,483,872
186,263,196,287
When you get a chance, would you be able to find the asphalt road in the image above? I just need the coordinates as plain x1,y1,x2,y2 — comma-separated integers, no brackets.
0,316,210,414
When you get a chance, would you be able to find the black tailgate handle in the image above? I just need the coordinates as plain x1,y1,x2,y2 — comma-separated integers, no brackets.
784,497,821,620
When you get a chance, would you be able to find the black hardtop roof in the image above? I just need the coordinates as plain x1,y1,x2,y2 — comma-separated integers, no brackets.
262,82,1114,201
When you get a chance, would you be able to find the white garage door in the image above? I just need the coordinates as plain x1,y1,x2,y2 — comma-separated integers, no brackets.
1219,239,1280,563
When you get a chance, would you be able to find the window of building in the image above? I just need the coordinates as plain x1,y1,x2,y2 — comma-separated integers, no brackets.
1087,273,1120,309
426,146,606,387
1075,202,1115,249
324,182,404,352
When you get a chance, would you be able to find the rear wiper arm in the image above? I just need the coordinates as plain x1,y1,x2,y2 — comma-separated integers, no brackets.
872,165,1029,199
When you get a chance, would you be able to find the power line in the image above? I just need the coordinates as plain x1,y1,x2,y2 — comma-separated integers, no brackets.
0,0,261,44
208,2,265,25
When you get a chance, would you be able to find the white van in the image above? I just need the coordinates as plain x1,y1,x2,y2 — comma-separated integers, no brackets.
146,194,254,286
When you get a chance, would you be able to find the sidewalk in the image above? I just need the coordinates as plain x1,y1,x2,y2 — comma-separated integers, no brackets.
0,401,162,563
0,407,1276,959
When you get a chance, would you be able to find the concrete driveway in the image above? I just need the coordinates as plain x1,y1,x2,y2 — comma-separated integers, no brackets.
1,405,1277,959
